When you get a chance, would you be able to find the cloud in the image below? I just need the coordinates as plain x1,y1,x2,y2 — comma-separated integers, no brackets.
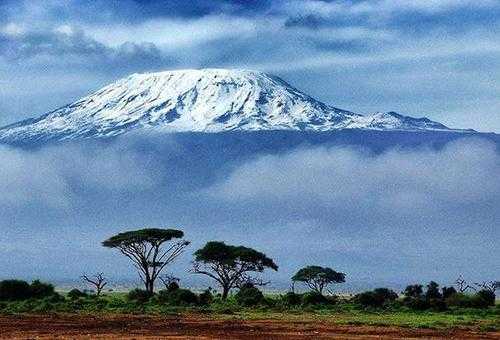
280,0,500,21
203,138,500,281
208,138,500,212
0,141,159,208
0,24,171,66
207,136,500,213
0,136,498,285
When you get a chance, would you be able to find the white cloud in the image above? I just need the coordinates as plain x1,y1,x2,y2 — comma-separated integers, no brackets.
84,15,276,49
207,138,500,216
281,0,499,18
0,23,25,36
0,142,159,208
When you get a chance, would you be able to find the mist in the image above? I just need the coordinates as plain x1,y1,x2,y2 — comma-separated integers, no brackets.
0,135,498,291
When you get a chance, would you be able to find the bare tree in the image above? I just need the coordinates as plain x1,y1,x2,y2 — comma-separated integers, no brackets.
474,281,500,293
81,273,108,296
234,273,270,289
455,275,476,293
159,274,180,289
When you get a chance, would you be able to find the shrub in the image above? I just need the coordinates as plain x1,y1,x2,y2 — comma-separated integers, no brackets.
127,289,153,303
30,280,56,299
355,288,398,308
199,288,213,306
0,280,32,301
282,292,302,306
166,281,180,293
301,291,329,305
165,288,199,306
235,284,264,306
157,288,198,306
404,297,430,310
374,288,398,300
428,298,447,311
403,282,449,311
44,293,65,303
404,284,423,299
445,293,491,309
442,286,457,299
67,289,88,300
476,290,495,307
425,281,442,300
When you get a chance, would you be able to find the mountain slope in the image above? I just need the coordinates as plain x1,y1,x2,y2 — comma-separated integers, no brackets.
0,69,472,144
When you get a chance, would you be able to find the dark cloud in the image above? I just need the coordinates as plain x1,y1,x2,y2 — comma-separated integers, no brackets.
0,27,172,69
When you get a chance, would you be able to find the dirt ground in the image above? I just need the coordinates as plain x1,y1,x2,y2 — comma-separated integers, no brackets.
0,314,498,339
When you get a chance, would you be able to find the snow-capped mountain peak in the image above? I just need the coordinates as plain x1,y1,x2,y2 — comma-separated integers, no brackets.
0,68,470,143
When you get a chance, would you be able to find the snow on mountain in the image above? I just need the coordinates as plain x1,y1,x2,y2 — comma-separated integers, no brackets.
347,111,453,131
0,69,470,143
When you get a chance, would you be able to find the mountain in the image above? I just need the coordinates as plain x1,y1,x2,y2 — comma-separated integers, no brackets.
0,69,474,144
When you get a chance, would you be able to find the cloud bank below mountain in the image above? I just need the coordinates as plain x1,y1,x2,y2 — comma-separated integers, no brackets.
0,136,498,288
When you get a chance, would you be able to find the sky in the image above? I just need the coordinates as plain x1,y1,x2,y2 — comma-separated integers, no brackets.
1,0,500,132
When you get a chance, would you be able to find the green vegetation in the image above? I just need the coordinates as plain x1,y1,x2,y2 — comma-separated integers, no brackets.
292,266,345,294
0,287,498,331
0,280,56,301
0,227,497,333
354,288,398,308
192,241,278,299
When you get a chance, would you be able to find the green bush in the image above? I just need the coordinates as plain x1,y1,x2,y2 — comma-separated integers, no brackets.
355,288,398,308
157,288,198,306
67,289,88,300
170,289,199,305
301,291,328,305
235,285,264,306
445,293,491,309
476,290,495,307
0,280,32,301
428,298,447,311
404,284,424,299
199,288,214,306
166,281,180,292
404,297,430,310
30,280,56,299
127,289,153,303
43,293,65,303
442,286,457,299
425,281,442,300
281,292,302,306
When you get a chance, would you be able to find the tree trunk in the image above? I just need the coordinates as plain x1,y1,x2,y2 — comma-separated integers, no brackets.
221,286,230,300
145,279,155,294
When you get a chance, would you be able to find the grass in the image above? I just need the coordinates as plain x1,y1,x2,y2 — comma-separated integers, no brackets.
0,292,498,332
224,307,499,331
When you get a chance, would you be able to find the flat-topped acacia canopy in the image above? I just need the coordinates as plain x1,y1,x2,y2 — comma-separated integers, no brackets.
102,228,184,247
194,241,278,271
102,228,189,293
292,265,345,294
192,241,278,299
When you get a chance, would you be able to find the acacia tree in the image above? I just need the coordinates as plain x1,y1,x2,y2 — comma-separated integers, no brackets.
81,273,108,296
102,228,189,294
191,241,278,299
292,266,345,295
